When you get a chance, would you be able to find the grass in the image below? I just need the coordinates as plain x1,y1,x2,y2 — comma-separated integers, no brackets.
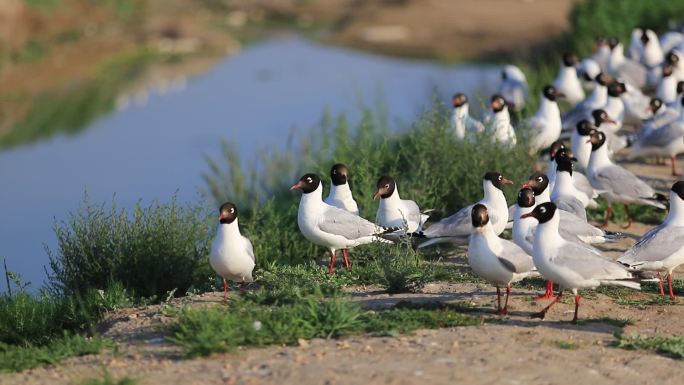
171,291,484,357
578,317,635,328
79,369,138,385
614,333,684,360
0,334,113,373
549,339,580,350
47,194,215,299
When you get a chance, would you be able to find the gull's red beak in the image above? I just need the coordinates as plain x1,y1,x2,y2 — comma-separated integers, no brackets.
502,178,514,185
605,117,616,124
522,181,532,189
372,190,382,200
520,212,535,219
290,181,304,191
586,139,592,144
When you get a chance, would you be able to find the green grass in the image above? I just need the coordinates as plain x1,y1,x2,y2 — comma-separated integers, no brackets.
0,334,112,373
78,368,138,385
578,317,635,328
171,292,483,357
549,339,580,350
47,194,215,299
614,333,684,360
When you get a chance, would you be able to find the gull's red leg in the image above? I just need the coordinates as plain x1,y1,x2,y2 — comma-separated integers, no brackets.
601,206,612,228
496,287,503,314
531,290,564,320
672,156,683,176
658,272,665,297
668,273,676,300
342,249,352,271
571,294,581,324
501,285,511,315
622,205,632,229
535,280,554,300
223,278,228,302
328,250,336,276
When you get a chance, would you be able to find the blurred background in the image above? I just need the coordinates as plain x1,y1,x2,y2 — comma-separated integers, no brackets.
0,0,575,289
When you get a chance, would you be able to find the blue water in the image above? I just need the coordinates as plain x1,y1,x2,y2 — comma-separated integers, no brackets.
0,36,500,291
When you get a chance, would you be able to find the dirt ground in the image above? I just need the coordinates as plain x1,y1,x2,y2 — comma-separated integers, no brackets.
3,156,684,385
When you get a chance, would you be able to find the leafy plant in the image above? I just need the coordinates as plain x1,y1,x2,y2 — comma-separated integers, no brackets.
614,333,684,360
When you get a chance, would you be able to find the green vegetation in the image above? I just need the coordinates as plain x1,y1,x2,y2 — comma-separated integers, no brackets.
549,339,580,350
47,195,214,299
172,285,483,357
614,333,684,360
0,334,112,373
578,317,634,328
79,369,138,385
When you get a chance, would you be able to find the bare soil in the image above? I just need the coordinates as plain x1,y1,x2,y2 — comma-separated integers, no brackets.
3,156,684,385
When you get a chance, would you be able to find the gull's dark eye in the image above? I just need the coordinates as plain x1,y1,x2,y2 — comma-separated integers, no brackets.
540,207,546,213
537,177,543,182
385,184,390,189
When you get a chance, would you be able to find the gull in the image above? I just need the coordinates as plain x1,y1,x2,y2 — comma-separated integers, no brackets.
608,37,647,89
523,172,620,244
621,81,652,123
547,141,597,203
497,65,528,111
210,202,255,301
587,131,667,227
640,29,665,69
551,155,591,219
292,173,399,275
418,172,512,248
562,72,610,131
590,109,628,154
571,120,597,170
373,175,430,233
618,181,684,299
666,50,684,82
657,64,678,105
600,82,627,135
484,94,517,146
521,202,640,323
468,204,534,315
627,98,684,176
525,85,563,152
324,163,359,215
638,97,679,137
591,37,611,73
451,93,485,140
553,53,585,106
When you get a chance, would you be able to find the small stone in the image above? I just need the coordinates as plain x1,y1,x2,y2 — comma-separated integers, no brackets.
297,338,309,347
362,344,373,353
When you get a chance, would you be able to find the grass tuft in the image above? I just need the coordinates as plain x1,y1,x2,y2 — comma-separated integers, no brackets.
614,333,684,360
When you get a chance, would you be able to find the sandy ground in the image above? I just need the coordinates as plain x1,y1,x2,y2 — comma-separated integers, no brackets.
3,156,684,385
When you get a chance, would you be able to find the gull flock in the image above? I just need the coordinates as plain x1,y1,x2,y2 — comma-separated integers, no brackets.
210,26,684,324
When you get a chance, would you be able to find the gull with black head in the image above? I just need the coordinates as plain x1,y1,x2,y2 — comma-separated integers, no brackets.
374,175,430,234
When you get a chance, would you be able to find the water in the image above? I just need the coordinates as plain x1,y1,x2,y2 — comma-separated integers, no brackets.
0,36,500,291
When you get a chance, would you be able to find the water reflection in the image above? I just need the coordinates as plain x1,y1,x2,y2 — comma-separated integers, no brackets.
0,36,500,290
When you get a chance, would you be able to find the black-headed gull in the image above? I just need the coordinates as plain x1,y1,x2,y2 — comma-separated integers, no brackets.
618,181,684,299
497,65,528,111
521,202,640,323
657,64,678,105
547,141,597,203
591,37,611,73
292,173,399,275
525,85,563,152
571,120,596,170
562,72,610,131
553,53,585,106
451,93,484,141
591,109,628,154
467,204,534,315
324,163,359,215
484,95,516,146
418,172,512,248
608,37,647,89
587,131,667,227
373,175,429,233
210,202,256,301
551,156,590,220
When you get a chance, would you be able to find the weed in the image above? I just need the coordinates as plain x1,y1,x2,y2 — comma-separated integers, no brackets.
47,194,214,299
79,368,138,385
549,339,580,350
614,333,684,360
578,317,634,328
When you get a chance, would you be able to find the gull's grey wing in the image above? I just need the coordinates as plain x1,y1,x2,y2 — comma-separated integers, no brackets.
573,172,595,199
319,206,382,240
617,60,646,89
558,210,602,240
422,204,473,238
555,196,588,221
554,242,632,280
400,199,423,227
640,122,684,148
618,224,684,264
592,166,655,199
498,240,534,273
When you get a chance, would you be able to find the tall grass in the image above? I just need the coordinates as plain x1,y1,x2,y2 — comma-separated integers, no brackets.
47,194,215,299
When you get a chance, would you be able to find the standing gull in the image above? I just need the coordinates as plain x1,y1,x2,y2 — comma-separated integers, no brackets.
618,181,684,299
484,95,517,146
553,53,585,106
468,204,534,315
451,93,485,140
522,202,640,323
324,163,359,215
497,65,528,111
210,202,256,301
525,85,563,152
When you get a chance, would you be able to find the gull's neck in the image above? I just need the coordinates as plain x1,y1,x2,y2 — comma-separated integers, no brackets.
453,104,468,119
482,180,507,209
536,188,550,204
551,171,575,199
665,193,684,226
588,144,613,172
300,183,324,210
587,82,607,107
380,186,402,208
604,96,624,118
217,219,241,241
534,213,564,252
328,182,354,201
